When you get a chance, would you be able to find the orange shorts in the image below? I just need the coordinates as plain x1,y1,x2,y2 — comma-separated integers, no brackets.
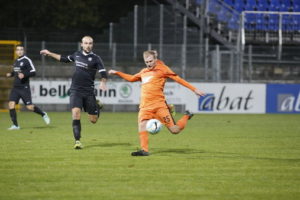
138,106,175,128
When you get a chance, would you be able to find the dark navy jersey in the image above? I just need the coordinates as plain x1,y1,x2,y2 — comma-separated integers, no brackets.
60,51,107,94
11,55,36,88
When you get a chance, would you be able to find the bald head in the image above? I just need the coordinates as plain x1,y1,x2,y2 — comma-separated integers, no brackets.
81,36,94,53
82,36,93,43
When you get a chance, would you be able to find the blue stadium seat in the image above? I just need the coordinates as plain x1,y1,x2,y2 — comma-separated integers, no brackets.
228,15,240,30
244,0,257,10
269,0,280,11
268,14,279,31
222,0,300,31
282,15,292,31
294,0,300,7
291,15,300,31
279,3,289,11
208,0,221,14
294,2,300,12
234,1,245,12
270,0,280,5
282,0,291,7
245,13,257,30
257,0,269,11
256,14,268,31
195,0,204,5
223,0,234,7
218,8,229,22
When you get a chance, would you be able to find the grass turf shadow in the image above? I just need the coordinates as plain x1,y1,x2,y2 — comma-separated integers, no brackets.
153,148,206,155
84,142,133,149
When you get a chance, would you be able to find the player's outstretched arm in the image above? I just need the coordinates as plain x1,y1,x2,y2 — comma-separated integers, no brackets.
108,69,117,75
170,75,205,97
194,88,206,97
40,49,61,61
108,69,140,82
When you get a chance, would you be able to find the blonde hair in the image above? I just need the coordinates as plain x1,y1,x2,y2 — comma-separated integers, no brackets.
143,50,158,59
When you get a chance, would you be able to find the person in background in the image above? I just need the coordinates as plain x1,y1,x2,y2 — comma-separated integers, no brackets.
6,44,50,130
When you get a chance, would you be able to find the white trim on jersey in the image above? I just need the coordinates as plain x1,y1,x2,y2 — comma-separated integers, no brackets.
23,56,36,72
98,69,106,73
67,56,73,62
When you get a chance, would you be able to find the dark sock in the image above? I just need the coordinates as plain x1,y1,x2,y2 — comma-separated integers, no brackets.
96,104,101,118
72,120,81,140
33,106,44,116
9,109,18,126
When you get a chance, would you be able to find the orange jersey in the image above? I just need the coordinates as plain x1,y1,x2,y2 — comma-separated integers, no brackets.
115,61,196,109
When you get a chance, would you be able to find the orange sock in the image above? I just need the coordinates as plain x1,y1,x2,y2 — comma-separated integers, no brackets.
139,131,149,152
176,115,189,130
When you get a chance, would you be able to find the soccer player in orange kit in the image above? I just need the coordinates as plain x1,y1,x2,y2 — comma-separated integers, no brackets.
109,50,205,156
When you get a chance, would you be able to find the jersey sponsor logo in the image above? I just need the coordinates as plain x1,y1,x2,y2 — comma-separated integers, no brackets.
75,61,88,69
141,76,153,84
14,67,21,72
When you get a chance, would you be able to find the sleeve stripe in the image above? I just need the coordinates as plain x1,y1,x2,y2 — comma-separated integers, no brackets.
25,56,36,72
98,69,106,72
67,56,72,62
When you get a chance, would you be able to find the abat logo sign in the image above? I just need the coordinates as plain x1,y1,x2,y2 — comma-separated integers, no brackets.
198,86,254,112
277,93,300,112
266,84,300,113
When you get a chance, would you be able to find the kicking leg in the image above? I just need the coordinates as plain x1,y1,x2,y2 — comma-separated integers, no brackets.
87,96,103,124
169,110,194,134
26,105,50,125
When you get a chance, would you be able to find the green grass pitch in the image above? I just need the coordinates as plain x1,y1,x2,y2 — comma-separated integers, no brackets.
0,112,300,200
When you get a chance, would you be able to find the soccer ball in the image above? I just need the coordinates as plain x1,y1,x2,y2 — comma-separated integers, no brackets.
146,119,162,134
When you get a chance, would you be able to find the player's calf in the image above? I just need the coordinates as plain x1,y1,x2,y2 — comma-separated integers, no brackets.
184,110,194,120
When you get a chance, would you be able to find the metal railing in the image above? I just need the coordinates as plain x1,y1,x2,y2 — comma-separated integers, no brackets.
1,41,294,83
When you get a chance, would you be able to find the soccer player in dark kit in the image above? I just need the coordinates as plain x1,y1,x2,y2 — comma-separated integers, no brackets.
40,36,107,149
6,44,50,130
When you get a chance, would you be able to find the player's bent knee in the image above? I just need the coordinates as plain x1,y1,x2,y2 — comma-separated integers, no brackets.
90,119,97,124
72,108,81,119
26,105,34,110
89,115,98,124
170,130,180,134
169,126,181,134
8,102,15,109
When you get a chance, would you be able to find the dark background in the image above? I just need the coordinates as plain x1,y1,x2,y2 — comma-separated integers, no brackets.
0,0,164,41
